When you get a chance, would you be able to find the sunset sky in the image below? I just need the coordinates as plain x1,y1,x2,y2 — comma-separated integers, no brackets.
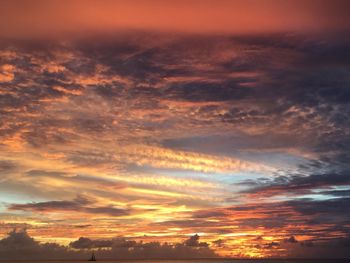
0,0,350,259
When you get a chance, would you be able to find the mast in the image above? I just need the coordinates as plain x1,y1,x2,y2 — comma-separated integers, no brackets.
88,251,96,261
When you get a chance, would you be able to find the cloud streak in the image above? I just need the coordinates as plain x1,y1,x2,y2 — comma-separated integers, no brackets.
8,196,130,217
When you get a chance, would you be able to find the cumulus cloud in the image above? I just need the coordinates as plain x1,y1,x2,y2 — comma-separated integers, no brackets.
69,234,216,259
184,234,209,247
70,237,113,249
0,229,76,260
0,230,217,260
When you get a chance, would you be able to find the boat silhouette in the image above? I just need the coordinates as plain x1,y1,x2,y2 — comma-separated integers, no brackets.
88,251,96,261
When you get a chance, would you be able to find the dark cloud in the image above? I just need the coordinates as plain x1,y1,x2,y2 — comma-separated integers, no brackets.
0,229,37,249
0,160,17,173
264,241,280,249
193,210,227,219
240,171,350,197
68,234,215,259
65,151,116,167
70,237,113,249
2,33,350,148
73,224,92,229
0,229,77,260
301,240,314,247
320,189,350,197
151,219,225,229
191,197,350,247
8,195,129,217
284,236,298,243
284,236,350,259
164,81,253,102
184,234,209,247
162,132,307,158
57,234,217,259
287,198,350,219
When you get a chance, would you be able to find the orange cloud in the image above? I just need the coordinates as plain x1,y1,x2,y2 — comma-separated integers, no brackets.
1,0,349,37
0,64,15,82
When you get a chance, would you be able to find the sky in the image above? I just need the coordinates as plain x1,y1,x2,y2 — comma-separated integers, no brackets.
0,0,350,259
